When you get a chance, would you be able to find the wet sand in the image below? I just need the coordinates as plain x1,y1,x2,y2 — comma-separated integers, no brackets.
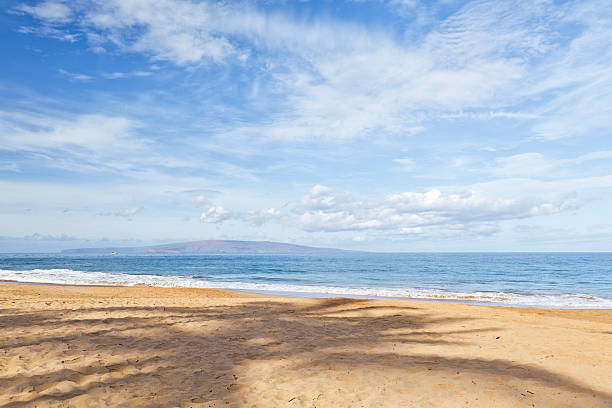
0,283,610,407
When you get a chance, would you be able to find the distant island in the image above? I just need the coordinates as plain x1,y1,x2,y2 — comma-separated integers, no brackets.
61,240,354,255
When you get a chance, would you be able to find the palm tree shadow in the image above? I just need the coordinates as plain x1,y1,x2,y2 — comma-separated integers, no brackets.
0,296,610,407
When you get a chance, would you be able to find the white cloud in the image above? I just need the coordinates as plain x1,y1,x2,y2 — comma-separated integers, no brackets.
17,25,79,42
16,0,612,142
19,232,79,241
200,206,232,223
298,184,353,212
59,69,94,82
56,69,153,81
216,1,609,142
439,111,539,120
300,210,361,232
198,206,282,226
0,104,263,204
244,207,282,226
102,71,152,79
399,227,423,235
99,206,144,217
310,184,333,197
16,1,72,23
392,157,415,171
490,151,612,178
527,1,612,140
295,184,580,234
491,153,554,178
192,195,210,207
76,0,239,64
117,206,144,217
0,112,140,152
571,151,612,164
0,110,181,176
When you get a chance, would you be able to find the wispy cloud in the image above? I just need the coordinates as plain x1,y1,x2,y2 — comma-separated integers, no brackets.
102,71,153,79
16,0,611,142
57,69,153,81
14,1,72,23
99,206,144,218
0,162,20,173
58,69,94,82
490,151,612,178
0,111,141,153
17,25,79,42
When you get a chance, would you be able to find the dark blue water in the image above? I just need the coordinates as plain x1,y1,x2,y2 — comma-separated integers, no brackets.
1,253,610,308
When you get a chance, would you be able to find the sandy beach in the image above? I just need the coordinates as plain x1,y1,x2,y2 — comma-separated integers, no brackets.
0,283,610,407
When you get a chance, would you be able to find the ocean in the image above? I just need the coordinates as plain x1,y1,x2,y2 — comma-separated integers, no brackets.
0,252,610,308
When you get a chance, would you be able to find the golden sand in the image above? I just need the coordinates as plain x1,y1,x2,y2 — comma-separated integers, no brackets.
0,283,610,407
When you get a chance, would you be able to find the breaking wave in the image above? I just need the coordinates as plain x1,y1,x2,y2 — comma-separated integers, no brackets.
1,268,610,309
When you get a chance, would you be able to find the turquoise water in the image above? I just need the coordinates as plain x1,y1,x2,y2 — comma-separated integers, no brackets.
0,253,610,308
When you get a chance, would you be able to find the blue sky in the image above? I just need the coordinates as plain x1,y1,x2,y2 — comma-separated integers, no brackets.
1,0,611,252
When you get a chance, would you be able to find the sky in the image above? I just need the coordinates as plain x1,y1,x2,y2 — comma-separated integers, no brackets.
0,0,611,252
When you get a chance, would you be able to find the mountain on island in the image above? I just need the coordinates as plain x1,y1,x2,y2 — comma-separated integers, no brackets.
61,240,354,255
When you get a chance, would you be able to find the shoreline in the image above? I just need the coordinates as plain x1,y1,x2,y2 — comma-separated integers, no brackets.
1,279,609,310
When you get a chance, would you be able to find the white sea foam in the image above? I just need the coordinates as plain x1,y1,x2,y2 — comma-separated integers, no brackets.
1,268,610,308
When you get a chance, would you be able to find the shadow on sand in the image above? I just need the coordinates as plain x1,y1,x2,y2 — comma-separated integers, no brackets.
0,296,610,407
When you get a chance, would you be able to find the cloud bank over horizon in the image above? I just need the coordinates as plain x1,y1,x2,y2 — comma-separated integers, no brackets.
1,0,611,251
